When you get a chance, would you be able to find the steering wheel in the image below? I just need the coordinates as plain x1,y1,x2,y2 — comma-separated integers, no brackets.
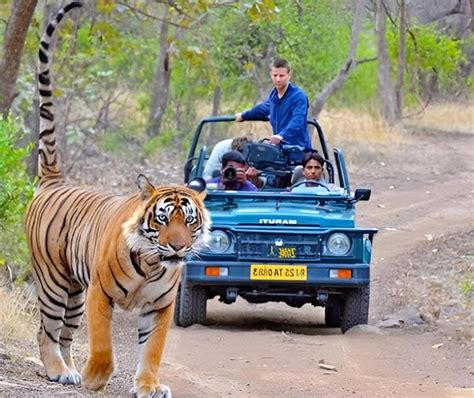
290,179,331,191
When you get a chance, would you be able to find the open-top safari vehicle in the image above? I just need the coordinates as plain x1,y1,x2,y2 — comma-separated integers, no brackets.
175,116,377,333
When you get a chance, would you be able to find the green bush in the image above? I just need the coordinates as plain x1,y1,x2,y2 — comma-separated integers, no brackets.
387,23,467,102
0,118,35,282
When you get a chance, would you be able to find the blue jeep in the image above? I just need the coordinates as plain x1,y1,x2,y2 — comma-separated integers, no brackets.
174,116,377,333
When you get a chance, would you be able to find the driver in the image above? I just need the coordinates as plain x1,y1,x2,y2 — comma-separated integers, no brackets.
291,151,341,193
206,150,258,192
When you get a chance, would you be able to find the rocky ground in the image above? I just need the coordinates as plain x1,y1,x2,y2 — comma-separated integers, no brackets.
0,125,473,397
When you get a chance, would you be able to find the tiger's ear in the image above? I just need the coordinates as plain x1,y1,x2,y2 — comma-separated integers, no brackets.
137,174,155,200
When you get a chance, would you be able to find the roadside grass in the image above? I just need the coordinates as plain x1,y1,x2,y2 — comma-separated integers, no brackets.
0,284,38,350
403,102,474,135
315,102,473,166
319,108,398,143
318,108,400,166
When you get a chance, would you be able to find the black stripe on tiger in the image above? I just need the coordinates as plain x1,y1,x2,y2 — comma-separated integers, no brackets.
130,251,146,277
153,277,179,304
37,2,82,182
138,303,174,344
108,261,128,297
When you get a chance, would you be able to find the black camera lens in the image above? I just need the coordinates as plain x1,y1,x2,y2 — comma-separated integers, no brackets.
223,166,237,181
222,166,238,189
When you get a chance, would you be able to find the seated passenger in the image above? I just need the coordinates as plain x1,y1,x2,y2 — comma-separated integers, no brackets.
206,150,258,192
291,151,342,193
203,136,263,188
203,137,250,179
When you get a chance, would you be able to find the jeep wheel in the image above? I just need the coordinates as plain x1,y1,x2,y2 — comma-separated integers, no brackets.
324,296,342,327
174,282,207,327
341,285,370,334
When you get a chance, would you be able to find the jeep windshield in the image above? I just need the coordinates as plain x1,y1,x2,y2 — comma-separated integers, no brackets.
184,116,352,197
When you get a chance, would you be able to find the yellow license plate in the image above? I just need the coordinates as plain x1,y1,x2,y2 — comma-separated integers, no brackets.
250,264,307,281
276,247,297,258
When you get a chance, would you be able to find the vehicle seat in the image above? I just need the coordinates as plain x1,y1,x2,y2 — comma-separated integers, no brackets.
291,165,304,184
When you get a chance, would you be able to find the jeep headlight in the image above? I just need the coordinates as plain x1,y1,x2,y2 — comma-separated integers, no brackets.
207,230,232,254
326,233,351,256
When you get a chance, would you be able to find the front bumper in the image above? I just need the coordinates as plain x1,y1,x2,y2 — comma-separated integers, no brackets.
184,260,370,288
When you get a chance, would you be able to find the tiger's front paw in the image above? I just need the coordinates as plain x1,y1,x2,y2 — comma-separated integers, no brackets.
48,367,81,385
82,357,114,391
131,382,172,398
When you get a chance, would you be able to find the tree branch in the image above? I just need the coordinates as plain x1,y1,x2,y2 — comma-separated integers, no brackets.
402,93,432,119
310,0,366,117
355,56,378,65
116,1,193,29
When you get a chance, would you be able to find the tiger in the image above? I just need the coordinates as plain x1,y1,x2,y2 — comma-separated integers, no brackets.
25,2,210,397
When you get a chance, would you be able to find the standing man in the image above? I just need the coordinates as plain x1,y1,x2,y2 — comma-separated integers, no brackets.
235,58,311,150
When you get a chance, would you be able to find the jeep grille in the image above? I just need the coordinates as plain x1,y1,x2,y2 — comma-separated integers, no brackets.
237,232,321,261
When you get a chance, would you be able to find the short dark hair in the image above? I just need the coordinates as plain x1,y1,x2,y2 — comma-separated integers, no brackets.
302,151,325,168
221,150,246,169
272,58,290,71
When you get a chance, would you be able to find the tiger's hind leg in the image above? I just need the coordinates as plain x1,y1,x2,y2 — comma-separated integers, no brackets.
59,283,86,382
82,278,115,390
34,268,81,384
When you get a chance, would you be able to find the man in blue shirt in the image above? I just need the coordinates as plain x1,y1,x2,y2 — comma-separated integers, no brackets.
235,58,311,150
206,150,258,191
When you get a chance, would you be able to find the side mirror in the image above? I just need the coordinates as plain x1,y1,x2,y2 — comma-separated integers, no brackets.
187,177,207,193
354,188,371,201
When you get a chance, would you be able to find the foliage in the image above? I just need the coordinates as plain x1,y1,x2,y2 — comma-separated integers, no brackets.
387,22,467,102
142,131,174,157
460,276,473,297
0,117,35,281
2,0,472,164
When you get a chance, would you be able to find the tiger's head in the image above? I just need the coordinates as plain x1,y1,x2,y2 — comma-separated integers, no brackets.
124,175,210,261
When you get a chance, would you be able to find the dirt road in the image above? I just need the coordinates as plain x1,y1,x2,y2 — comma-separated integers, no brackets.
1,129,473,397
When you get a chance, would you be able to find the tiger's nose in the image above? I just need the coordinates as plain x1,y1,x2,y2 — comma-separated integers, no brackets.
169,243,186,252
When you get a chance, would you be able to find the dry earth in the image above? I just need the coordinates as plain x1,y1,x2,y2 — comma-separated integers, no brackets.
0,127,473,397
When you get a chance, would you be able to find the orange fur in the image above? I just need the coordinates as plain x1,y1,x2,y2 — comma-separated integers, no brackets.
28,3,209,396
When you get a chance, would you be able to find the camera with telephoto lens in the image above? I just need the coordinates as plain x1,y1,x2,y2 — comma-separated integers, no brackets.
222,166,238,189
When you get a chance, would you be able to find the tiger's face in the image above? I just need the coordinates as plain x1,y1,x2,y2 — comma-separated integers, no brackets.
124,175,210,261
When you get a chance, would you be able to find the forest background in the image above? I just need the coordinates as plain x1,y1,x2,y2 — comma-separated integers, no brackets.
0,0,472,284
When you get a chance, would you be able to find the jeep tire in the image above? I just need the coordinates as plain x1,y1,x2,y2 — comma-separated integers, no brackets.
325,296,342,327
341,285,370,334
174,282,207,327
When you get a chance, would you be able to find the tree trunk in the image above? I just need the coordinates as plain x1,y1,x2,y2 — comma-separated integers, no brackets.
148,6,171,137
395,0,407,120
375,0,396,125
310,0,366,118
209,85,221,141
0,0,38,119
25,2,55,178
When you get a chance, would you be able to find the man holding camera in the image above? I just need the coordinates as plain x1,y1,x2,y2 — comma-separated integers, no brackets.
206,150,258,191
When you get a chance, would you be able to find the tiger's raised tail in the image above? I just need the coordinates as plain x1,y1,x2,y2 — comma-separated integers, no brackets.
37,2,82,185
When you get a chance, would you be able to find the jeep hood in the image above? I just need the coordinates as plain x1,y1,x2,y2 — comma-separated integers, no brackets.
205,197,354,228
